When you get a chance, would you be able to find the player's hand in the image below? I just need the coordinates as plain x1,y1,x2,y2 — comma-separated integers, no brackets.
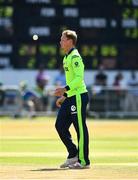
54,87,66,97
56,96,66,107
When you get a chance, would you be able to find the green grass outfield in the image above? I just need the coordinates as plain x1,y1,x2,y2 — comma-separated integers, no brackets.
0,117,138,179
0,117,138,165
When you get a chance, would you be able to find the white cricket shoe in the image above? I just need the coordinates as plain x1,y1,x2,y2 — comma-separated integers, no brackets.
69,162,90,169
60,156,78,168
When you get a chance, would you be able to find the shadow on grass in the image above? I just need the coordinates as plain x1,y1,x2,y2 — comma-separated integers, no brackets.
30,168,69,171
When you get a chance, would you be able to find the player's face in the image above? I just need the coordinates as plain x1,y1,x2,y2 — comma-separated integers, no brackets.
60,34,71,52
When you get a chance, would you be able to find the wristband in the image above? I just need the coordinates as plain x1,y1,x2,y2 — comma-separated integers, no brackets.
65,85,70,91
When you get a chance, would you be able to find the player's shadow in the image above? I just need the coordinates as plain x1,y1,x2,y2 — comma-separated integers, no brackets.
30,168,69,171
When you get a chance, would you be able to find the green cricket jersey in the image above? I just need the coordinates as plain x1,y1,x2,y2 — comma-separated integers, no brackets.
63,48,87,97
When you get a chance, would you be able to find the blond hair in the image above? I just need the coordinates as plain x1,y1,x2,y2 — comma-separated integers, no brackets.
62,30,77,45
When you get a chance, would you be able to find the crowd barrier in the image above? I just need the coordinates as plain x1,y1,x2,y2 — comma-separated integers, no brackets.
0,85,138,118
88,86,138,118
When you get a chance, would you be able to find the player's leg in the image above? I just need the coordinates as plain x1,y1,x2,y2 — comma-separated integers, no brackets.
70,93,90,168
55,98,78,160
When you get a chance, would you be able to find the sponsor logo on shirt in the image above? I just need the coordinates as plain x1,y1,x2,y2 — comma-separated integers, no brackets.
74,61,79,67
64,67,69,71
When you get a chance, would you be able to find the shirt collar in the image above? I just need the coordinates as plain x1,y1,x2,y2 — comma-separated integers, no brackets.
66,48,75,57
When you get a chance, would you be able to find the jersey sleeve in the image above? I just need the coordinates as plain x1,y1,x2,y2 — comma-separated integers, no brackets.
67,55,84,90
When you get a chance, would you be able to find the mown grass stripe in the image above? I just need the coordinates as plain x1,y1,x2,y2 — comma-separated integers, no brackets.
0,152,137,157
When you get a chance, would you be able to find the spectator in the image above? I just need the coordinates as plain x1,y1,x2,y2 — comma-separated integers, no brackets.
19,80,36,117
112,72,126,110
112,72,124,87
36,65,50,88
124,71,138,112
34,65,50,111
95,68,107,86
93,67,107,95
51,67,66,111
54,67,66,87
128,71,138,86
0,82,4,106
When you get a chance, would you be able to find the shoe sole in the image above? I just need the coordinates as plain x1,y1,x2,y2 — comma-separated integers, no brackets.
69,165,90,169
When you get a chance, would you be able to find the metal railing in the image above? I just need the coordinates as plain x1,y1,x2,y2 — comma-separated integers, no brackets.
87,86,138,118
0,85,138,118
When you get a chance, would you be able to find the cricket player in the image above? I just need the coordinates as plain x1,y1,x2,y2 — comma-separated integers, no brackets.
54,30,90,169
